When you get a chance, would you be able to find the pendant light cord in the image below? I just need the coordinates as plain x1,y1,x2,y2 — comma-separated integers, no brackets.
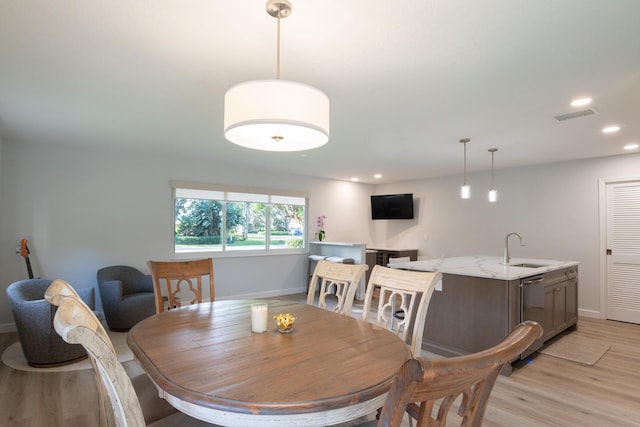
267,0,291,79
490,150,494,188
463,142,467,185
276,6,281,80
489,148,497,189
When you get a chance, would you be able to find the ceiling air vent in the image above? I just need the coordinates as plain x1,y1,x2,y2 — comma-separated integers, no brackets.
554,107,599,121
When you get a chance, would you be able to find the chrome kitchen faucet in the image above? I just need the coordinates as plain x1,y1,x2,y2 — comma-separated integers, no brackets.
503,232,525,264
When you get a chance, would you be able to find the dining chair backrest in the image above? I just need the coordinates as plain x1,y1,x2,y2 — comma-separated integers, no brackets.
47,281,208,427
45,279,115,352
362,265,441,356
45,279,114,426
51,292,147,426
376,321,543,427
44,278,81,305
306,260,369,316
147,258,214,313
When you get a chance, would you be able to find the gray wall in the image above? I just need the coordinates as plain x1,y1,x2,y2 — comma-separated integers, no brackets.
0,140,374,330
2,137,638,330
372,152,640,317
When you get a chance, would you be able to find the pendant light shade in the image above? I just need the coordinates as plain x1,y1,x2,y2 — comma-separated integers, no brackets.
224,0,330,151
461,184,471,199
460,138,471,199
224,79,330,151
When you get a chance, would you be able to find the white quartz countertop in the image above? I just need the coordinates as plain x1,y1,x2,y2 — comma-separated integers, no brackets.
390,255,579,280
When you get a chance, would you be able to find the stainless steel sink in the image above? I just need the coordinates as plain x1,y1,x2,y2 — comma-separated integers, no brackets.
508,263,548,268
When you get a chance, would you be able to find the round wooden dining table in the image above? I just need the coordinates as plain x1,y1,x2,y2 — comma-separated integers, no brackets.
127,299,411,426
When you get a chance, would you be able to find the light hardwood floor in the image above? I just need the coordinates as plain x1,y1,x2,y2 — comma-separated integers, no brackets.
1,296,639,426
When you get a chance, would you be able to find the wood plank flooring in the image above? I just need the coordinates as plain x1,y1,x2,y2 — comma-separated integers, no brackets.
485,316,640,427
1,295,639,426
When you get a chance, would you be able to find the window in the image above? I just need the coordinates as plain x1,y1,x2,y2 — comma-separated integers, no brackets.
172,182,307,255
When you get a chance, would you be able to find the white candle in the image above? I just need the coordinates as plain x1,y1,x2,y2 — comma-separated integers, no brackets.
251,303,268,333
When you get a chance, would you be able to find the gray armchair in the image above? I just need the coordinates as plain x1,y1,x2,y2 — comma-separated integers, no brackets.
6,279,94,367
97,265,156,331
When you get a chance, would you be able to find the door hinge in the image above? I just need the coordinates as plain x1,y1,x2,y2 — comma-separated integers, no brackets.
606,249,612,255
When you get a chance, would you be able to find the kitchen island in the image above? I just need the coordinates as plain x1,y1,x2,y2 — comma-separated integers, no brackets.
390,256,579,369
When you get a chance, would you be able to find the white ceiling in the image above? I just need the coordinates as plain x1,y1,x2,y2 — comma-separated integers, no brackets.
0,0,638,184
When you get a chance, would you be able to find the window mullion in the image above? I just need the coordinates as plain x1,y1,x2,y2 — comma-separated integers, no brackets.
265,203,270,250
221,200,227,251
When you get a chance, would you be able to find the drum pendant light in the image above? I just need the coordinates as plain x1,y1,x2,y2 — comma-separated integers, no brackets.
224,0,330,151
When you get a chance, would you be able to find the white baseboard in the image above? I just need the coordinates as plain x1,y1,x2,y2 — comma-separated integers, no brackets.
578,308,604,319
0,323,17,334
217,287,307,301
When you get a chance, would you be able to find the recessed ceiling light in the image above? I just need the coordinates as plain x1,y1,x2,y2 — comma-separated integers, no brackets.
351,177,359,182
571,97,592,107
602,125,620,134
373,174,382,179
624,143,639,150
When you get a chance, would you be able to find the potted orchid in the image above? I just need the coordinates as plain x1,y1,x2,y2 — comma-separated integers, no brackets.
316,215,326,241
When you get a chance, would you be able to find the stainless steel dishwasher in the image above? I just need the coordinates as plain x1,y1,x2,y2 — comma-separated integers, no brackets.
520,274,545,358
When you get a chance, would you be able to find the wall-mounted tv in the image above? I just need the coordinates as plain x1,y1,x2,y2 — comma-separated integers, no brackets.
371,193,414,220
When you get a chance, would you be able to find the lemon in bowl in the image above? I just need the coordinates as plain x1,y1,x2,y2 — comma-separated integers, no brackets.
273,313,296,333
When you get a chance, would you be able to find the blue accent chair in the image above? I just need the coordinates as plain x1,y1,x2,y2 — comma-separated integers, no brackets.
97,265,156,331
6,279,94,367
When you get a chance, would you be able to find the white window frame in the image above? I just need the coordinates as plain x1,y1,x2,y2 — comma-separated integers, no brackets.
171,181,308,258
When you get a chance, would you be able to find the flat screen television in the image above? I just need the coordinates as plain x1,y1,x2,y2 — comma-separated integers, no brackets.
370,193,414,220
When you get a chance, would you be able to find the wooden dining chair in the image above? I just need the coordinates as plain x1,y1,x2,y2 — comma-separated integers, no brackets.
49,288,218,427
307,259,369,316
147,258,214,313
44,278,85,306
45,279,113,427
362,265,442,356
367,320,543,427
45,279,187,426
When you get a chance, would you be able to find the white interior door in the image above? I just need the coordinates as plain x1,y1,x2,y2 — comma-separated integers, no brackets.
606,181,640,324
